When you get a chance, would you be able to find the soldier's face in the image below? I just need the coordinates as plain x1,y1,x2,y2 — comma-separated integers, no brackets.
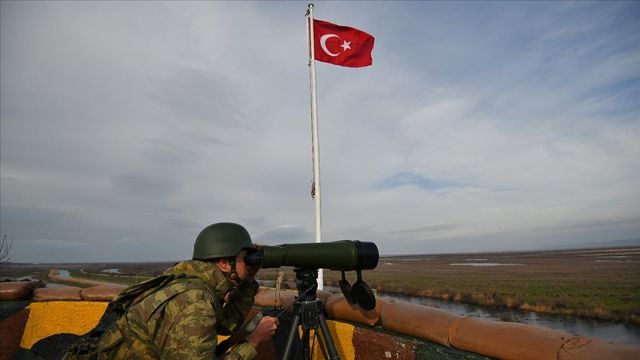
235,250,251,282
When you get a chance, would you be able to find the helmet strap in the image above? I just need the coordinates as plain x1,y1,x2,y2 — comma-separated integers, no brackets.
224,257,241,283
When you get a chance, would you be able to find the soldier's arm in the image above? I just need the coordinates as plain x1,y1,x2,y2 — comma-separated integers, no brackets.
221,279,259,327
157,290,257,360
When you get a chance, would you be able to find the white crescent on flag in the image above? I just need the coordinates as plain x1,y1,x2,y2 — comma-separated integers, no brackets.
320,34,340,57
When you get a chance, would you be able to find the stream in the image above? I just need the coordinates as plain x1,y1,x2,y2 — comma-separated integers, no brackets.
375,291,640,346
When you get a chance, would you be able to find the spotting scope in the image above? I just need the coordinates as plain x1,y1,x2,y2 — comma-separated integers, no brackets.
245,240,379,271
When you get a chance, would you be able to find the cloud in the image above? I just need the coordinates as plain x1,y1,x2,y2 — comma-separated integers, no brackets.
254,225,314,245
149,65,249,130
388,224,460,235
111,173,181,198
1,2,639,262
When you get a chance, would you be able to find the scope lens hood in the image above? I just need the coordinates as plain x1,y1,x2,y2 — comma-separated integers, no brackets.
339,271,356,305
352,280,376,311
352,270,376,311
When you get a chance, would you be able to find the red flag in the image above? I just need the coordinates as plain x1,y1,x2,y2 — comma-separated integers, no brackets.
312,19,374,68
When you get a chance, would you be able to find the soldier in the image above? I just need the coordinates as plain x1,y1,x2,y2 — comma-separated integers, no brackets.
89,222,278,359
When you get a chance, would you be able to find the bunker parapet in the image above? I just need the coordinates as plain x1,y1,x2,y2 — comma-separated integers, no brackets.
2,281,639,360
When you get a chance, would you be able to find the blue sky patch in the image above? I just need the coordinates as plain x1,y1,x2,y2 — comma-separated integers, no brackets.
376,171,465,191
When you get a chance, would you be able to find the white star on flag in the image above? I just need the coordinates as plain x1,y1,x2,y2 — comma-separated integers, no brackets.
340,40,351,51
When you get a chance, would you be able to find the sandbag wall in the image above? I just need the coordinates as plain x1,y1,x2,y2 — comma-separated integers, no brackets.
254,288,640,360
0,281,126,360
3,281,640,360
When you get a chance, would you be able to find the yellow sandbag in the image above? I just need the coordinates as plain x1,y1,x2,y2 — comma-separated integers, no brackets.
20,301,108,349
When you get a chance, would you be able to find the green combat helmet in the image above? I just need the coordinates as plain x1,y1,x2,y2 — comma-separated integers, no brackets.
193,222,256,260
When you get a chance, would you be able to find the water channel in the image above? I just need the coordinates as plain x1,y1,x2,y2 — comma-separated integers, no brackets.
376,291,640,346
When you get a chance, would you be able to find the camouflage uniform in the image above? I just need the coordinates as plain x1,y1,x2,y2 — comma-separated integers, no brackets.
96,260,259,359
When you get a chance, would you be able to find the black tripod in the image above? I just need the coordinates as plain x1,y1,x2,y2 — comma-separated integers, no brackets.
281,268,340,360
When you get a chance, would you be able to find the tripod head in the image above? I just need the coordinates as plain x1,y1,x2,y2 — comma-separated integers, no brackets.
294,268,320,302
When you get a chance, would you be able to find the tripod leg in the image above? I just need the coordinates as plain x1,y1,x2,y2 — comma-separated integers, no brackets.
302,329,311,360
318,313,340,360
282,313,301,360
314,329,330,360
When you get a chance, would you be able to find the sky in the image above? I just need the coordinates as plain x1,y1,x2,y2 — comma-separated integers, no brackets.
1,1,639,263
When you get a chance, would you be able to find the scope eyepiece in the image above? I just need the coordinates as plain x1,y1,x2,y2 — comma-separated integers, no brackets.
244,251,262,266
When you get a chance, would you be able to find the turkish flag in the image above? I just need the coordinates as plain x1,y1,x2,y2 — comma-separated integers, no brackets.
312,19,374,68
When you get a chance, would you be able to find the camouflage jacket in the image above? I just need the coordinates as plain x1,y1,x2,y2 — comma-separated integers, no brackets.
96,260,259,359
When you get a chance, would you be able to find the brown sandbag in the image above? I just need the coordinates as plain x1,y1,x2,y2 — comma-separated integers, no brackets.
316,289,333,305
0,281,34,301
449,316,572,360
0,308,30,360
558,336,640,360
324,294,387,326
80,284,127,301
380,301,460,346
255,288,298,310
33,286,83,301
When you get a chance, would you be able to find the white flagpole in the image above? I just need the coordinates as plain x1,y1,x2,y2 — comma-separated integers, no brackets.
307,3,323,289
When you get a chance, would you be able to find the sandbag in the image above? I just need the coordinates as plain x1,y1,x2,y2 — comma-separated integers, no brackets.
254,288,298,310
449,316,572,360
33,286,83,302
380,301,460,346
0,281,34,301
0,308,30,360
316,289,333,305
80,284,127,302
558,336,640,360
324,294,386,326
20,301,109,349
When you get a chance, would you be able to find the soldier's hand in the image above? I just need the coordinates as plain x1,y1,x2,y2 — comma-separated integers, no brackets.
245,316,278,348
